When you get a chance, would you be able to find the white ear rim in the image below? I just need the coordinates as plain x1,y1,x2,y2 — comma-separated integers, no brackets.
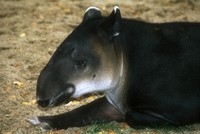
114,6,119,14
85,6,100,13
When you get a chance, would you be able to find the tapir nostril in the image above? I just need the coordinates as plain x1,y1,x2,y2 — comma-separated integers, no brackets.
37,99,50,108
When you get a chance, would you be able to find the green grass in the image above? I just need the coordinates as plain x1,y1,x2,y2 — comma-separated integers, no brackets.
82,122,199,134
82,122,124,134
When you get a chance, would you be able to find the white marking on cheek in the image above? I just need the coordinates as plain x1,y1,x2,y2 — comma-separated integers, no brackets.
72,77,113,98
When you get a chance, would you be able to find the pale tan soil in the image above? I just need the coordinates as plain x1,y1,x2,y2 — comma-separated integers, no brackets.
0,0,200,133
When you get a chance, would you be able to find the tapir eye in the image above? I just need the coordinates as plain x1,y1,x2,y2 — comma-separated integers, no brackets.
74,58,87,71
71,49,87,71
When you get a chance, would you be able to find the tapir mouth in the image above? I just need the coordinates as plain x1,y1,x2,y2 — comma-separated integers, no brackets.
37,84,75,108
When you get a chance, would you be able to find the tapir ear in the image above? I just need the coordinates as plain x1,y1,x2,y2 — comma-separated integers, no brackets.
101,6,121,38
82,7,102,23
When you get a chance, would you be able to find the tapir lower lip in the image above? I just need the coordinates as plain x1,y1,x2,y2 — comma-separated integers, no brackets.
49,92,69,106
49,86,75,106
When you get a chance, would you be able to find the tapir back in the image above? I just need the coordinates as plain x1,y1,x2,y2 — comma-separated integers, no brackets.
122,20,200,125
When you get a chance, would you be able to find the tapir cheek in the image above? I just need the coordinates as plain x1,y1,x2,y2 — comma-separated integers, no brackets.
72,77,113,98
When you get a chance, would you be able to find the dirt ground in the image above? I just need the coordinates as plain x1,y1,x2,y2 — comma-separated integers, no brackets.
0,0,200,133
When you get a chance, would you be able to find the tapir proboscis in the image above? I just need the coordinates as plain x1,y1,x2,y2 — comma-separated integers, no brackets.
28,6,200,131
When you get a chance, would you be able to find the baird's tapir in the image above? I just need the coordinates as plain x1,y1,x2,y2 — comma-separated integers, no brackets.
28,6,200,131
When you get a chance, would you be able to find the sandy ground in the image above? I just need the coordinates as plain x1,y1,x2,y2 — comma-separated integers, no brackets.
0,0,200,133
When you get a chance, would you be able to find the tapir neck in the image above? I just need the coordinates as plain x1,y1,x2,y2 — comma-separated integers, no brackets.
105,19,148,114
105,31,129,115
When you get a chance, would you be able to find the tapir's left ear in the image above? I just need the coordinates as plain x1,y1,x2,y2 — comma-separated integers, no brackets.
82,7,102,23
101,6,121,38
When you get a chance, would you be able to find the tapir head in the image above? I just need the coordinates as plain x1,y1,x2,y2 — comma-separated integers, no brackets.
36,6,123,107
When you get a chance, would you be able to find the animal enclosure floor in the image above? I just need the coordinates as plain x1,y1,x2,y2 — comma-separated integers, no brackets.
0,0,200,133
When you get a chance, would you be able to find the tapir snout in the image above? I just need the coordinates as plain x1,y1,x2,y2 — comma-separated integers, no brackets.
36,67,76,107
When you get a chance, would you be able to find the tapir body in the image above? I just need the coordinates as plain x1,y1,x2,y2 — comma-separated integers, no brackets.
28,7,200,130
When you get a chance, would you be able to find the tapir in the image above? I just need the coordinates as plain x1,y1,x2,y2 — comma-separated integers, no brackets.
28,6,200,131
